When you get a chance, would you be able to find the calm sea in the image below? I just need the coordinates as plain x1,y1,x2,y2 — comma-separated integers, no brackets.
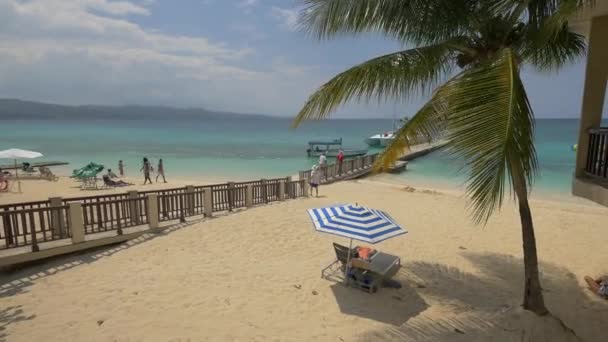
1,117,602,196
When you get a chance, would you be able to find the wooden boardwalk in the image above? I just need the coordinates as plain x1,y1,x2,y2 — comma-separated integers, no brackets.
298,140,449,185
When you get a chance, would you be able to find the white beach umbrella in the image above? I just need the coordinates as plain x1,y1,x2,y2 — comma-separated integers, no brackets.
0,148,43,191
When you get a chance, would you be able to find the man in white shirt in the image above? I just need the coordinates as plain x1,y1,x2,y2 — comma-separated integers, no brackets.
319,153,327,180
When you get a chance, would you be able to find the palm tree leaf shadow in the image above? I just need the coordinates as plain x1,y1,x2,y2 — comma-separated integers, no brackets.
357,252,608,342
0,306,36,342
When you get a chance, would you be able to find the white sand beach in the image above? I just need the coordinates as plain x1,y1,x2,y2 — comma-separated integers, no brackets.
1,177,608,341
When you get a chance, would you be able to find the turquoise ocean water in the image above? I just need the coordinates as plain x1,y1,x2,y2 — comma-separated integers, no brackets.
0,118,603,196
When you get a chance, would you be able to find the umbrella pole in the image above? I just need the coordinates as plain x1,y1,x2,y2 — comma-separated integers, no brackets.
344,238,353,285
14,158,21,193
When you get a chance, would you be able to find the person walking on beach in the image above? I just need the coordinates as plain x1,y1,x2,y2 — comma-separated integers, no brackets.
118,160,125,177
140,157,152,185
319,152,327,180
336,149,344,176
156,159,167,183
309,165,321,197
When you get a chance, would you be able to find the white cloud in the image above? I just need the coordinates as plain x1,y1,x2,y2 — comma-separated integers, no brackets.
271,6,298,31
0,0,326,115
239,0,258,7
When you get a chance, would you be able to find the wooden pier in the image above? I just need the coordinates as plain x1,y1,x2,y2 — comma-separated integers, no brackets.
298,140,449,184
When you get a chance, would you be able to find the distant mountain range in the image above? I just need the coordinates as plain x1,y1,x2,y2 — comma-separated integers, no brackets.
0,99,274,120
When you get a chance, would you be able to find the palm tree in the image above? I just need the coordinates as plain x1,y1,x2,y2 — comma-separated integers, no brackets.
293,0,592,315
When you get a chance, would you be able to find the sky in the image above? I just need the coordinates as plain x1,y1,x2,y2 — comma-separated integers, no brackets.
0,0,605,118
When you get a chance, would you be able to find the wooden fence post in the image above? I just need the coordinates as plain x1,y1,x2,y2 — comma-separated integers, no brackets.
127,190,139,225
279,180,286,201
147,194,160,232
186,185,195,216
228,182,235,212
245,185,253,208
49,197,64,238
303,179,310,197
69,203,85,244
203,188,213,218
261,179,268,203
286,176,292,198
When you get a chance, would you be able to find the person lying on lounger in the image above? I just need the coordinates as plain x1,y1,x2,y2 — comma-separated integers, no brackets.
584,275,608,299
102,175,131,187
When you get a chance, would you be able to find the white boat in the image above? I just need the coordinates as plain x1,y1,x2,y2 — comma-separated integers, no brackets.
365,132,395,147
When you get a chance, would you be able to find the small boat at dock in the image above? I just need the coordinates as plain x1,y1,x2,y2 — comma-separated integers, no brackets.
306,138,368,158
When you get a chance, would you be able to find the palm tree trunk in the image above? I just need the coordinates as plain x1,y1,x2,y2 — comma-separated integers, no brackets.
511,165,549,315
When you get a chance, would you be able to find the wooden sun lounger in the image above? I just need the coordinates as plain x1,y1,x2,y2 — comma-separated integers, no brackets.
0,161,68,171
321,243,401,293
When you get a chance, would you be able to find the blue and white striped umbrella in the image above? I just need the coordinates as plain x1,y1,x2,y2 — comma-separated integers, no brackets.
307,204,407,244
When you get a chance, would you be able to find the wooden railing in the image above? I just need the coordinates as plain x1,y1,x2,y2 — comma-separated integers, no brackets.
82,197,149,234
299,154,379,184
0,205,71,251
586,127,608,180
0,177,307,252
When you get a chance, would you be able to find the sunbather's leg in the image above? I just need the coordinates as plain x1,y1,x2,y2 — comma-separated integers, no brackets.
585,275,601,294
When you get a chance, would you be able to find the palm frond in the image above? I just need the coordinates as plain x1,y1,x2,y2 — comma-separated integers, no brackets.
443,48,537,224
526,0,595,35
298,0,475,45
521,23,586,70
292,43,456,127
373,83,451,172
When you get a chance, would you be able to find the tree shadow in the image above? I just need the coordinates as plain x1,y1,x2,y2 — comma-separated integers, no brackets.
358,252,608,341
330,278,429,325
0,217,206,299
0,306,36,342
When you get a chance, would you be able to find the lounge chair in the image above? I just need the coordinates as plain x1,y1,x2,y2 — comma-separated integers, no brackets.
322,243,401,293
81,176,98,190
102,175,132,188
39,167,59,181
351,252,401,279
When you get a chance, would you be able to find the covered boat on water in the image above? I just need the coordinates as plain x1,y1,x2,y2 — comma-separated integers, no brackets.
306,138,368,158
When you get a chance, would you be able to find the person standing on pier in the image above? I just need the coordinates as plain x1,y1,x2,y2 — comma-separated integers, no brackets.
336,149,344,176
319,152,327,180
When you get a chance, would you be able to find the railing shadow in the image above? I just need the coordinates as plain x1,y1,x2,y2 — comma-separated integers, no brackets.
0,305,35,342
0,216,207,299
358,252,608,342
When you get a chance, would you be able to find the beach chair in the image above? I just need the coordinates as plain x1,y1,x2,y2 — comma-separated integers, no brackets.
102,175,131,188
39,167,59,181
351,252,401,280
81,176,98,190
346,253,401,293
321,243,357,280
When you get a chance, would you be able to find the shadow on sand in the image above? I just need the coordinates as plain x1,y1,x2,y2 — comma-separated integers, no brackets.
357,252,608,342
0,216,213,341
330,279,429,326
0,306,35,342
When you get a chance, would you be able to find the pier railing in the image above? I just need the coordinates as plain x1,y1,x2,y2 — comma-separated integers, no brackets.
1,177,308,253
585,127,608,180
298,153,379,184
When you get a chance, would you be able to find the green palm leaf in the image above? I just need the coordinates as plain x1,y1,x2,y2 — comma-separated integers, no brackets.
521,23,586,70
292,43,456,127
445,48,537,223
373,83,451,172
376,49,537,223
298,0,475,45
